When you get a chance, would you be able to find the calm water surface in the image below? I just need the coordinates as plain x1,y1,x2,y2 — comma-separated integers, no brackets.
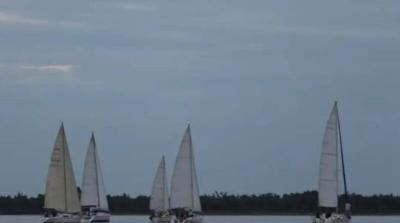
1,215,398,223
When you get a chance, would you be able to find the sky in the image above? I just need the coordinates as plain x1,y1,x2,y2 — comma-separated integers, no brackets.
0,0,399,196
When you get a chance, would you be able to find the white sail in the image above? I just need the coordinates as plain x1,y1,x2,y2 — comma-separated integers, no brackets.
81,133,109,210
170,124,202,212
44,123,81,213
191,150,201,212
318,103,339,208
150,156,169,211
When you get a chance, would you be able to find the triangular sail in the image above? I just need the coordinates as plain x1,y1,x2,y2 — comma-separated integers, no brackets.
81,133,109,210
170,124,202,212
191,151,201,212
318,103,339,208
150,156,169,211
44,123,81,213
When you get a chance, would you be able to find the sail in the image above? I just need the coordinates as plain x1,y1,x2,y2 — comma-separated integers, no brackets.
81,133,109,210
318,103,339,208
44,123,81,213
170,124,202,212
191,150,202,212
150,156,169,211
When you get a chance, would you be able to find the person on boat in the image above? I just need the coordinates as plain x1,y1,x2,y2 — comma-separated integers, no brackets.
313,211,321,223
44,208,58,217
149,211,154,220
177,209,184,221
175,208,186,221
82,205,92,217
325,212,331,218
44,209,50,217
345,203,351,218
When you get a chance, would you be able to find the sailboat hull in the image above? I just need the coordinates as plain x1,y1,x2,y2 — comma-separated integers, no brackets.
313,214,350,223
329,219,350,223
41,214,80,223
172,215,203,223
81,214,110,223
150,216,172,223
81,208,111,223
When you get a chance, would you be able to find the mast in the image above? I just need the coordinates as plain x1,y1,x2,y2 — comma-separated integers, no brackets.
184,124,199,210
92,133,101,207
62,123,68,211
336,102,349,203
188,124,195,209
161,156,168,210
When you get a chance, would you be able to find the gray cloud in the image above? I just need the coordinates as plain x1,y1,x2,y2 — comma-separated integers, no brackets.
0,11,88,29
105,2,159,12
19,64,77,72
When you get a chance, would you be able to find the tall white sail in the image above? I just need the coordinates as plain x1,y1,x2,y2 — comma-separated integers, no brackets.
318,103,339,208
44,123,81,213
191,153,201,212
170,124,202,212
150,156,169,211
81,133,109,210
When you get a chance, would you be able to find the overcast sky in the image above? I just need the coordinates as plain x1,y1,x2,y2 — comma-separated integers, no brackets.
0,0,399,196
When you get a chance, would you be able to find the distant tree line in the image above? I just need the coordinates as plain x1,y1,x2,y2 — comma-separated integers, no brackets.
1,191,400,215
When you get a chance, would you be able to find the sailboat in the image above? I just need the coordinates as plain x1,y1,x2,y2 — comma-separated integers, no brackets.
42,123,81,223
81,133,110,223
313,102,351,223
170,124,203,223
149,156,171,223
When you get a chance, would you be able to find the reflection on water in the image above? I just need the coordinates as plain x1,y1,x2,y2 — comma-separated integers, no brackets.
1,215,399,223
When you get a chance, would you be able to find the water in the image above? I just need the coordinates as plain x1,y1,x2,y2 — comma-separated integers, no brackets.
1,215,398,223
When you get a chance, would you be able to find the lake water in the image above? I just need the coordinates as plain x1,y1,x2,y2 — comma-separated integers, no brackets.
1,215,398,223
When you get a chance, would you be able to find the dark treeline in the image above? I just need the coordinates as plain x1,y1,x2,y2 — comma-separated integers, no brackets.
1,191,400,215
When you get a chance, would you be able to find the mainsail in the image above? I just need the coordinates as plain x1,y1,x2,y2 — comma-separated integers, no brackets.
81,133,108,210
150,156,169,211
170,124,202,212
318,103,339,208
44,123,80,213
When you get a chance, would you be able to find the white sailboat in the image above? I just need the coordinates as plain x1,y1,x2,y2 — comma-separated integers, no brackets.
81,133,110,223
42,123,81,223
313,102,351,223
149,156,171,223
170,124,202,223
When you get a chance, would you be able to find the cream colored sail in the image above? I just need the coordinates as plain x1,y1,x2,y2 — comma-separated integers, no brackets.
44,123,80,213
81,133,109,210
170,124,202,212
318,103,339,208
150,156,169,211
